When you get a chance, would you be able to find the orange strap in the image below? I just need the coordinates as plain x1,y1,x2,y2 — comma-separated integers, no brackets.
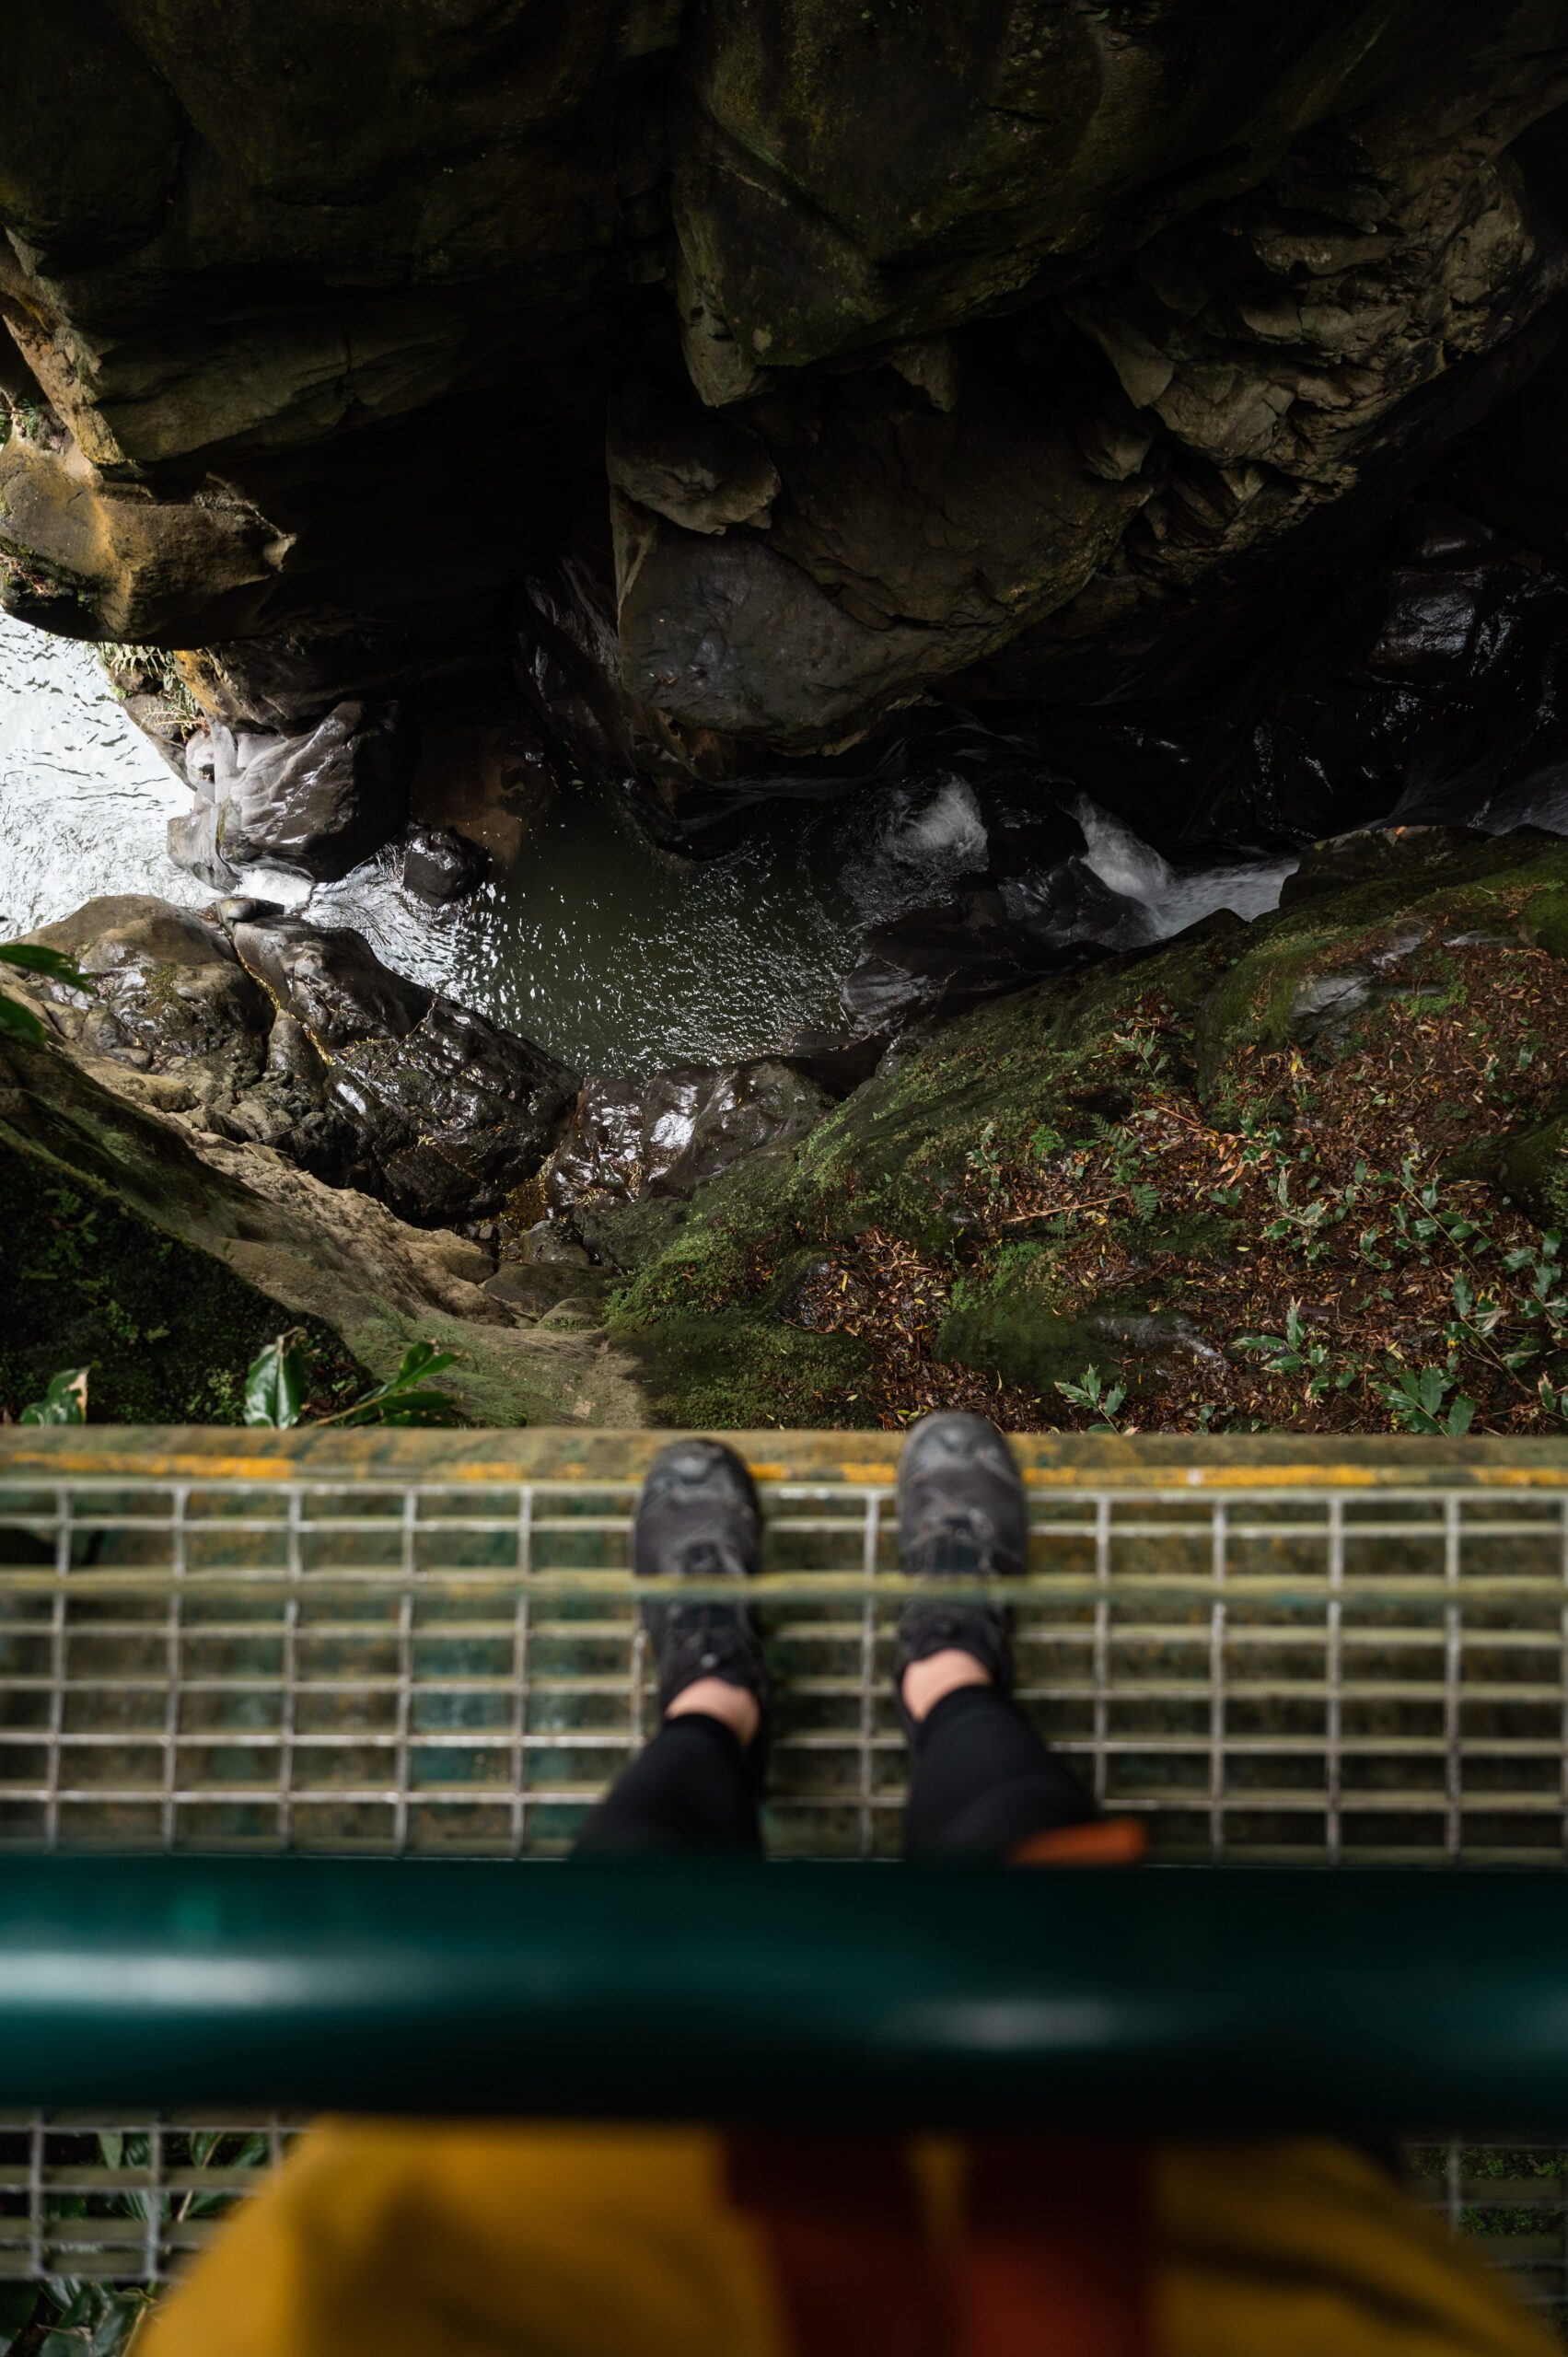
962,2137,1150,2357
726,2132,1151,2357
1009,1817,1148,1867
726,2135,952,2357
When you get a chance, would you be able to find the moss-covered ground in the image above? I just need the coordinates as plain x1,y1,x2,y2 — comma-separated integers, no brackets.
606,831,1568,1433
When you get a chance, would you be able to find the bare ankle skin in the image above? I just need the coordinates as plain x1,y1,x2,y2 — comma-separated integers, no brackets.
665,1678,761,1747
900,1648,992,1725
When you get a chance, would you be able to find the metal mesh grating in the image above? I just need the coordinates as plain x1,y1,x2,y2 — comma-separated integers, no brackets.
1412,2144,1568,2328
2,1436,1568,1860
0,2115,299,2282
0,2116,1559,2316
3,1430,1568,2317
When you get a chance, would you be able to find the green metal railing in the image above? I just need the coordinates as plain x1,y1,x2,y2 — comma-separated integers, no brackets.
0,1855,1559,2133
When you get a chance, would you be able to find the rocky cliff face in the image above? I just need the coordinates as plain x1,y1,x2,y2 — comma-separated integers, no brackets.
11,8,1568,1436
4,2,1568,849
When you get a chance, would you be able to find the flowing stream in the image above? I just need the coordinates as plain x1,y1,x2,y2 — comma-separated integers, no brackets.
0,610,1009,1073
0,606,1304,1076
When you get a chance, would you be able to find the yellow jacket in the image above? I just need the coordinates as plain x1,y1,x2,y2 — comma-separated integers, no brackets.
145,2121,1554,2357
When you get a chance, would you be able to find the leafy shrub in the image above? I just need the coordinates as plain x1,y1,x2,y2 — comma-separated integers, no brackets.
243,1335,468,1428
0,940,90,1047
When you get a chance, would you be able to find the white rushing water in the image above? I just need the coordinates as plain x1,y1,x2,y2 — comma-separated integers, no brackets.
0,609,204,937
1075,798,1298,940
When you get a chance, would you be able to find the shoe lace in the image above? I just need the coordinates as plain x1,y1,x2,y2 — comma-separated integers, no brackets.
904,1508,1000,1580
674,1538,747,1583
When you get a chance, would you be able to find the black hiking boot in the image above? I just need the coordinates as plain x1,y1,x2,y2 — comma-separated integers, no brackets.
633,1438,769,1772
892,1412,1028,1737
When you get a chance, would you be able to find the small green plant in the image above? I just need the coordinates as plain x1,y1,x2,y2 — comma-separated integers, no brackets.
244,1334,308,1428
99,644,202,729
1110,1024,1170,1080
0,938,92,1046
966,1119,1005,1185
19,1366,88,1425
1381,1360,1476,1437
1054,1364,1130,1434
1235,1304,1359,1401
244,1334,469,1428
1260,1164,1337,1263
1,2275,154,2354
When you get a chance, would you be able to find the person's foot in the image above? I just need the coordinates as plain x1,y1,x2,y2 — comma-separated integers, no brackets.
633,1439,769,1760
892,1413,1028,1734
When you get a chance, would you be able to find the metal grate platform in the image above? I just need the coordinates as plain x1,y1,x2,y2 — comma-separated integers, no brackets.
2,1430,1568,1862
0,2115,1555,2307
0,2115,296,2282
3,1427,1568,2320
1414,2143,1568,2320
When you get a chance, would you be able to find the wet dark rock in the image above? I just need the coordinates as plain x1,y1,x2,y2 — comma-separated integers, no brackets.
29,890,851,1244
509,1219,592,1269
22,894,347,1165
27,895,581,1230
656,1062,835,1198
513,546,680,841
1279,827,1492,908
621,76,1568,764
778,1030,888,1099
570,1191,690,1280
228,915,580,1227
169,701,411,888
840,798,1295,1036
720,456,1568,958
229,915,429,1047
1283,923,1443,1051
28,896,271,1079
402,825,489,904
263,1014,327,1089
842,889,1046,1035
213,896,287,928
608,373,780,538
531,1295,606,1330
546,1077,643,1204
1213,505,1568,848
547,1059,835,1209
0,991,642,1427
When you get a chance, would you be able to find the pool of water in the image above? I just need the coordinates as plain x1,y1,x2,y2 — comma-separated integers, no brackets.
311,772,1005,1074
0,608,993,1076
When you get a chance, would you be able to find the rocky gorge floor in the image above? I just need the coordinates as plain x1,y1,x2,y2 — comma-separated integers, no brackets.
7,4,1568,1434
9,809,1568,1439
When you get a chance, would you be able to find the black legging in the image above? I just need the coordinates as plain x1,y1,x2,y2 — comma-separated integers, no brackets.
573,1685,1098,1859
